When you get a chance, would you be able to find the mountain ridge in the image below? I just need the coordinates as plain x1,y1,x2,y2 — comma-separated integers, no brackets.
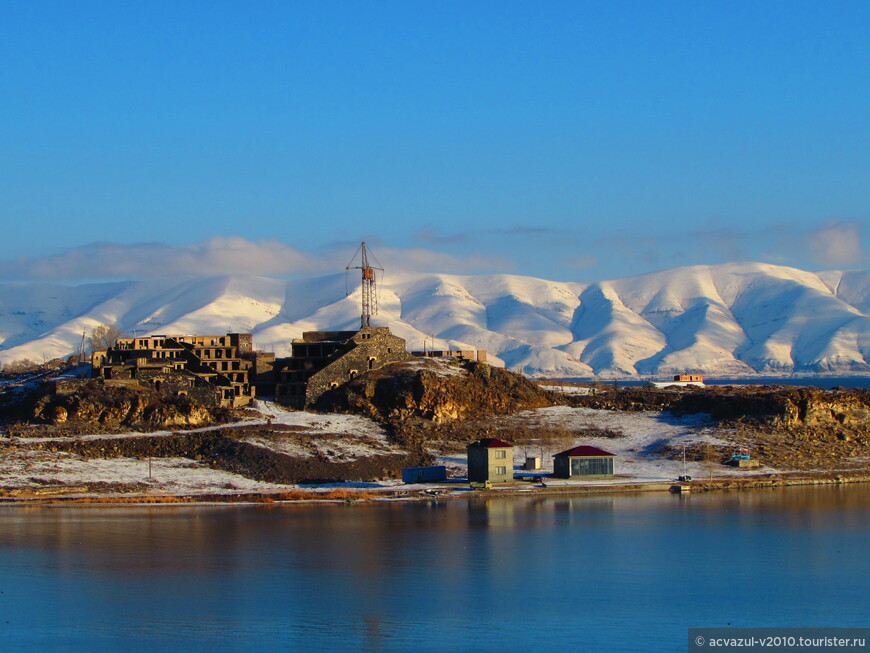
3,261,870,378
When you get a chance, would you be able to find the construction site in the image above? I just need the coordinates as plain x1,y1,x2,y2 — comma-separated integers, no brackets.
90,243,486,409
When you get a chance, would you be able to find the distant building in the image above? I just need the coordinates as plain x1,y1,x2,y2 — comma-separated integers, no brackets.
275,326,413,409
553,445,615,478
401,465,448,484
649,374,705,389
93,333,257,408
467,437,514,483
272,243,489,409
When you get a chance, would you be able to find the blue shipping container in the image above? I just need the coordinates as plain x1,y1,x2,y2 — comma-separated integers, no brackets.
401,466,447,483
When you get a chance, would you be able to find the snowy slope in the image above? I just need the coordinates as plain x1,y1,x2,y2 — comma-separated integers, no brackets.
3,262,870,377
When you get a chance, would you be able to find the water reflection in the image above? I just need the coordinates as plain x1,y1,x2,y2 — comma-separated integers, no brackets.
1,485,869,652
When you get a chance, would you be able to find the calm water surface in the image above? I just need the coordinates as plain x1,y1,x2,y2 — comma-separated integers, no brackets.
613,376,870,389
1,486,869,652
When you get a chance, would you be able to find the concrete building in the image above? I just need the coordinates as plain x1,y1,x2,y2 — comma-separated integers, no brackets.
93,333,256,408
275,326,413,409
553,445,615,478
467,437,514,483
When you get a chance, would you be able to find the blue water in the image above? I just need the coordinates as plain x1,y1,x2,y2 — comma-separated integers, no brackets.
606,376,870,389
1,486,869,652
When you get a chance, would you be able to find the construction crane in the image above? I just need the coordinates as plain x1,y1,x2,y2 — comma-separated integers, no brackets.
346,241,383,329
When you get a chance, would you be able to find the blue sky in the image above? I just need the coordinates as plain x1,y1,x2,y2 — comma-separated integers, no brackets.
1,1,868,283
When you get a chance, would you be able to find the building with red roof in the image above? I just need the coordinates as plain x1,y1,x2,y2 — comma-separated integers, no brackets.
467,438,514,483
553,445,615,478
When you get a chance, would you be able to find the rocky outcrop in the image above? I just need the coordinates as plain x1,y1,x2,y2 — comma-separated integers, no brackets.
316,359,564,423
573,384,870,470
670,386,870,427
572,384,870,428
3,380,229,431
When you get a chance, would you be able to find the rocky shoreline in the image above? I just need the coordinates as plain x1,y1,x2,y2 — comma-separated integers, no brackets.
2,468,868,507
3,363,870,506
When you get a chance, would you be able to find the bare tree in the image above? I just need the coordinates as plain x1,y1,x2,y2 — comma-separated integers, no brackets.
703,442,721,481
87,324,126,354
3,359,40,373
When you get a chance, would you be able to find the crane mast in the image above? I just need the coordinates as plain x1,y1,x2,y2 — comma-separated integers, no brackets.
346,242,383,329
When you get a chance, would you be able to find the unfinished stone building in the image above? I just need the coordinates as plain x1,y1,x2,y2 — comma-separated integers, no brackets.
93,333,257,408
270,242,487,409
275,326,413,409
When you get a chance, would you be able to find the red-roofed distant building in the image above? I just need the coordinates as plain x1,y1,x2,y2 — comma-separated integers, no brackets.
554,445,615,478
467,438,514,483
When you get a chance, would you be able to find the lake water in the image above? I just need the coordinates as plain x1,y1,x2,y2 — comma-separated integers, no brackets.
1,486,869,652
609,376,870,389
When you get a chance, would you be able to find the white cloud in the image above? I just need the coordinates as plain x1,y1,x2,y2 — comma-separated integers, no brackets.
808,221,864,267
0,237,508,282
0,238,322,281
376,246,510,274
563,255,599,269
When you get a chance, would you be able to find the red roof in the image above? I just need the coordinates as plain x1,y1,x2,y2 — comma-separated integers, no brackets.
468,438,513,448
554,445,615,458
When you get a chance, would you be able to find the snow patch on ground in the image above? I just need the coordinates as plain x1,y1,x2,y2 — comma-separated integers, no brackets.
396,358,467,377
241,401,402,458
0,401,409,496
0,449,290,494
0,402,824,497
499,406,767,484
539,383,595,395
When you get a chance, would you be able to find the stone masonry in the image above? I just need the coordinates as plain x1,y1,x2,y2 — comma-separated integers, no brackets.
275,326,413,408
93,333,256,408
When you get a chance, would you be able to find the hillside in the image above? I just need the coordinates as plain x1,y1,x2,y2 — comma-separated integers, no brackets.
3,262,870,377
316,358,563,422
2,364,869,499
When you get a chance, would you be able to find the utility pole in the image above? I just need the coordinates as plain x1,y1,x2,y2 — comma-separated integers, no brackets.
346,242,384,329
682,444,687,478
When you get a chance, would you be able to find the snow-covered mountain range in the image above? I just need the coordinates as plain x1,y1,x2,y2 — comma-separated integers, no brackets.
3,262,870,378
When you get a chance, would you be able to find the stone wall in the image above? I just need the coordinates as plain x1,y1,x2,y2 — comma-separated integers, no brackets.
136,369,218,405
245,352,277,395
303,328,413,407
